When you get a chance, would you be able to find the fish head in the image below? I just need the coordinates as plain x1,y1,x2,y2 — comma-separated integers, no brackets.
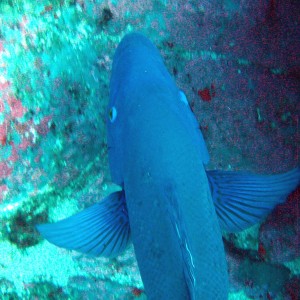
107,33,174,185
107,33,209,186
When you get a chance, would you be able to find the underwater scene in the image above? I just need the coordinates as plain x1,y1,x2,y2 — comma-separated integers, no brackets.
0,0,299,299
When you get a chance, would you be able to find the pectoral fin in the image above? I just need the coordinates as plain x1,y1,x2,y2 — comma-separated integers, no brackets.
207,168,300,232
36,190,130,257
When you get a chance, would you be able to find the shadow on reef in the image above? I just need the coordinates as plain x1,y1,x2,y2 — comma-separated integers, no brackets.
0,278,19,300
2,199,49,249
224,186,300,299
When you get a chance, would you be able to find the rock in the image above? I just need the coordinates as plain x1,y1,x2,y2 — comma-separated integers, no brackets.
259,187,300,263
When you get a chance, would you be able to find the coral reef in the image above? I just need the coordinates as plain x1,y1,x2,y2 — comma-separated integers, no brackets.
0,0,298,298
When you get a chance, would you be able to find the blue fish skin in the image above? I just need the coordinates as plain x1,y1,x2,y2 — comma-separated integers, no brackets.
108,33,228,299
36,32,300,300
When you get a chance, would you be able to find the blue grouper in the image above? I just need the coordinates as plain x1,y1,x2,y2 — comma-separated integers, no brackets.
37,33,300,299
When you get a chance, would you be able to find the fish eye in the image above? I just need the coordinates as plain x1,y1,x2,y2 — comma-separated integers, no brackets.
109,106,117,122
179,90,188,106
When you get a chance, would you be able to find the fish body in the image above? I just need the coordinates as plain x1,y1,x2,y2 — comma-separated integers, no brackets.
108,33,228,299
37,33,300,300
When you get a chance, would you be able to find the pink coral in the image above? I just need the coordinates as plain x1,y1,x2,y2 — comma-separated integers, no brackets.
0,162,12,179
7,95,27,118
0,184,8,202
